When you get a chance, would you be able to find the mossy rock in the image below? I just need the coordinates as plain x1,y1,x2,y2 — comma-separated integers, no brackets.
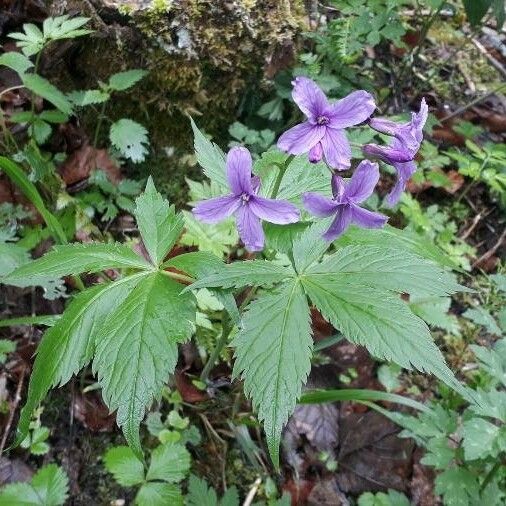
47,0,306,201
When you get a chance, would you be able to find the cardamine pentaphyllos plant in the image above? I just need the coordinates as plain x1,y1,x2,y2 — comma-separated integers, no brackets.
2,76,472,467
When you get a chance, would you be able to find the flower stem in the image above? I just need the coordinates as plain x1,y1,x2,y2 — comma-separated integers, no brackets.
200,311,232,382
271,154,294,199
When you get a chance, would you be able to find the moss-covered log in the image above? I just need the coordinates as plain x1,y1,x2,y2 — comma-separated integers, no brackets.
44,0,307,200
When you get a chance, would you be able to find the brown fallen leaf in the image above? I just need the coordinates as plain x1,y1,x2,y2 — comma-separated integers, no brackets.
73,391,116,432
174,370,208,403
58,144,122,188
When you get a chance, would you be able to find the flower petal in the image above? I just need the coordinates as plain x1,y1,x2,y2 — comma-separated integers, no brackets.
369,117,400,136
193,194,241,223
351,204,388,229
385,160,417,207
227,146,253,194
309,142,323,163
277,122,325,155
345,160,380,203
328,90,376,129
302,192,339,217
331,174,345,200
292,76,328,120
236,205,264,252
248,196,300,225
322,205,352,241
363,142,413,164
320,129,352,170
411,97,428,143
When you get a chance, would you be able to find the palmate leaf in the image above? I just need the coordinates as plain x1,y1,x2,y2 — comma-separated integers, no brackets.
146,442,190,482
3,242,151,287
301,277,465,396
104,446,145,486
108,69,147,91
232,279,312,466
136,482,183,506
306,245,466,297
187,260,294,290
16,273,147,441
134,177,183,266
93,272,195,458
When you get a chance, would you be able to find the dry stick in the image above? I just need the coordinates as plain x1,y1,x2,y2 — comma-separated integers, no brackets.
0,365,27,454
472,227,506,270
471,38,506,79
243,477,262,506
440,82,506,123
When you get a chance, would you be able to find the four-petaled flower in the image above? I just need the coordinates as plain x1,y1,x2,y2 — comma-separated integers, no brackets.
302,160,388,241
193,147,300,252
277,77,376,170
363,98,428,206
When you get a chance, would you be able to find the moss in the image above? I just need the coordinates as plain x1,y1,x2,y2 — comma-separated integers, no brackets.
49,0,306,189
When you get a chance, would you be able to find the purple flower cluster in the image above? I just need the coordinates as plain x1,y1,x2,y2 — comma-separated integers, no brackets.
193,77,427,251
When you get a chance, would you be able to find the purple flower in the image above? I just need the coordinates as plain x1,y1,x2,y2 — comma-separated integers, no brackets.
363,98,428,206
277,77,376,170
193,146,300,252
302,160,388,241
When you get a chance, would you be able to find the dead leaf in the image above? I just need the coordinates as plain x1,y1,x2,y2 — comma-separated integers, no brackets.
336,410,414,494
175,370,208,403
58,144,122,188
0,457,33,486
410,448,438,506
307,479,350,506
73,391,116,432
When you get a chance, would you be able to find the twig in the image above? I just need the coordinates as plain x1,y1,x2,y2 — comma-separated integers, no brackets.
440,82,506,122
460,211,485,240
472,227,506,270
243,477,262,506
0,365,27,454
471,38,506,78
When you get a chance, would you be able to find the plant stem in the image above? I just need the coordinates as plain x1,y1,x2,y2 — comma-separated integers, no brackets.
200,311,232,382
161,270,195,284
271,154,294,199
93,101,107,148
480,460,503,493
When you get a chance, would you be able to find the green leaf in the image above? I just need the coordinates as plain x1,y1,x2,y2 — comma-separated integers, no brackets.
185,475,218,506
301,278,464,394
108,69,147,91
4,243,151,287
68,89,110,106
435,467,479,506
462,417,500,460
136,482,183,506
110,119,149,163
306,245,465,297
0,339,16,363
464,307,502,336
29,119,51,144
190,117,227,189
134,178,183,266
232,279,312,466
470,388,506,422
335,225,457,269
181,211,238,257
0,51,34,74
0,464,69,505
104,446,145,486
146,442,190,482
292,219,331,273
470,339,506,387
220,487,239,506
0,157,66,244
300,388,430,413
186,260,294,290
410,296,461,336
0,241,29,276
43,15,91,40
0,315,60,328
22,74,73,115
16,274,146,443
93,272,195,458
38,110,68,123
462,0,493,25
162,251,240,325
